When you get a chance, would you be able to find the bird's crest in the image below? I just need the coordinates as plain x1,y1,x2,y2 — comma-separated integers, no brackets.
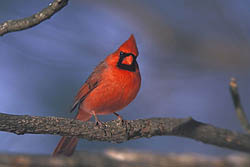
118,34,138,57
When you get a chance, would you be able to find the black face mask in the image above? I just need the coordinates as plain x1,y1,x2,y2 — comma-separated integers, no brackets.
117,51,137,72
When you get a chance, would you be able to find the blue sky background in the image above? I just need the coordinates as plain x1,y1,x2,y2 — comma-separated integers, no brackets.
0,0,250,155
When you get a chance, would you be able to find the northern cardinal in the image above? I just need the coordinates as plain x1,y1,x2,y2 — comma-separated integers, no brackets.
52,35,141,156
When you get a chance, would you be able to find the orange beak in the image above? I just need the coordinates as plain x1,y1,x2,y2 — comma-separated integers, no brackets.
121,55,134,65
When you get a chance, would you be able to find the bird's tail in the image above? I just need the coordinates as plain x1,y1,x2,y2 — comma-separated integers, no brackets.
52,136,78,156
52,111,92,157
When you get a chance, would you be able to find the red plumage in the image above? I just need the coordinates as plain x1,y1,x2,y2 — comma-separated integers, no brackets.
52,35,141,156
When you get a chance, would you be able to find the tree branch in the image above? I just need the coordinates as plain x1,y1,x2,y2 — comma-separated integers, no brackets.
1,150,250,167
229,77,250,134
0,112,250,153
0,0,68,36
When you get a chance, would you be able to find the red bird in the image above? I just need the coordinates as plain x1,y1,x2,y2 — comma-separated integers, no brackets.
52,35,141,156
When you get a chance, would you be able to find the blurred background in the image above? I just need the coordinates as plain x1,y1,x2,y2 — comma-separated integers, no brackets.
0,0,250,155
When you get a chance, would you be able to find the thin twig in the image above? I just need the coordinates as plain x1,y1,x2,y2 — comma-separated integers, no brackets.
0,0,68,36
229,77,250,134
0,113,250,153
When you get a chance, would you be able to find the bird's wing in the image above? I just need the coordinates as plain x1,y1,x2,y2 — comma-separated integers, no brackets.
70,61,107,112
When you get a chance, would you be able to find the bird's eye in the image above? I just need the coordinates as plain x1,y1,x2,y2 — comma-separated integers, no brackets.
120,51,125,56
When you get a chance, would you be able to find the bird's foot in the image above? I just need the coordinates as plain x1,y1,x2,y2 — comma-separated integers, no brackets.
113,112,126,125
92,111,105,127
117,117,126,126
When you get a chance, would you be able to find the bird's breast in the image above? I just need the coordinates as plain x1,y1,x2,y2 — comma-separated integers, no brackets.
82,66,141,115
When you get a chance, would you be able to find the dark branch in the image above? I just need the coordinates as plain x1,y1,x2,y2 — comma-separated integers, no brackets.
229,77,250,134
0,113,250,153
1,150,250,167
0,0,68,36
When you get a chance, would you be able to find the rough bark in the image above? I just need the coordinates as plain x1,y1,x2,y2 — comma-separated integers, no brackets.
0,112,250,153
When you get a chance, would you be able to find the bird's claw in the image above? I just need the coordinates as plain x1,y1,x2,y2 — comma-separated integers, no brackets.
117,117,126,126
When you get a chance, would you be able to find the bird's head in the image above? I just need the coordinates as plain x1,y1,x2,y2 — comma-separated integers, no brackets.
106,34,139,72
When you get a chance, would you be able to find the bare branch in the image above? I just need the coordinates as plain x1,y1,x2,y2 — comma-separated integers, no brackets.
1,150,250,167
0,113,250,153
229,78,250,134
0,0,68,36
